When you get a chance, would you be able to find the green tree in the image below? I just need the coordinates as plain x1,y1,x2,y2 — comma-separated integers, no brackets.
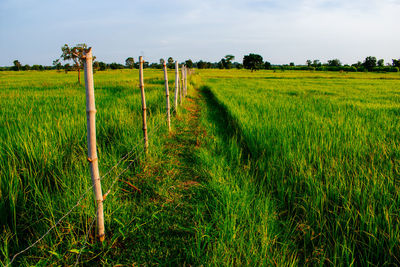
264,61,271,70
312,60,321,67
98,62,107,71
327,59,342,67
53,59,62,71
185,59,193,68
196,60,209,69
125,57,135,69
60,44,92,84
93,61,100,71
235,63,243,69
352,61,362,68
224,55,235,69
363,56,377,71
225,54,235,62
13,60,21,71
392,59,400,68
109,63,124,69
218,59,226,69
306,60,312,67
243,53,263,71
377,59,384,67
167,57,174,69
64,63,71,73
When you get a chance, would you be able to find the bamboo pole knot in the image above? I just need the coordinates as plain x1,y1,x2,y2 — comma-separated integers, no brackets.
87,157,98,163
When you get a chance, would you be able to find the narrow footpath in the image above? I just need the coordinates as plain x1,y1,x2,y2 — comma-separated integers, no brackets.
105,89,210,265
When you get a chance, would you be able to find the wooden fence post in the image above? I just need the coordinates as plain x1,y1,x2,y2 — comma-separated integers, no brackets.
182,65,186,98
184,66,187,96
83,47,105,242
139,56,148,152
174,61,179,110
180,65,184,102
162,61,171,131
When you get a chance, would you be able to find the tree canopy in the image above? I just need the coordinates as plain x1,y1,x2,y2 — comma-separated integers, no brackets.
167,57,174,69
328,59,342,67
13,60,21,71
125,57,134,69
363,56,377,71
185,59,193,68
243,53,263,71
60,43,92,84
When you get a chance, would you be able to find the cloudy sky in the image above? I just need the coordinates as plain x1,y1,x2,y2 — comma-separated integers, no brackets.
0,0,399,66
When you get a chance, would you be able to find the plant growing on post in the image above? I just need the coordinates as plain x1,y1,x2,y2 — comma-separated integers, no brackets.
61,43,93,84
82,47,105,242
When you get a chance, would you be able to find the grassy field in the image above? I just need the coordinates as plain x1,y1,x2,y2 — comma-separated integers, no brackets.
0,69,207,265
197,69,400,265
0,69,399,265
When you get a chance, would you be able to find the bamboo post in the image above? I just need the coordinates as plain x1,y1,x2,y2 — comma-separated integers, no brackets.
162,61,171,131
182,65,186,98
174,61,179,109
180,65,184,102
184,66,187,96
139,56,148,152
83,48,105,242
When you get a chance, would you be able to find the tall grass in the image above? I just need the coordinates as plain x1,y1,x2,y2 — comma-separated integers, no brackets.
199,70,400,265
0,69,187,265
1,69,399,265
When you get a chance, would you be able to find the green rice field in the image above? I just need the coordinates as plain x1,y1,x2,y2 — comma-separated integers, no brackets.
0,69,399,265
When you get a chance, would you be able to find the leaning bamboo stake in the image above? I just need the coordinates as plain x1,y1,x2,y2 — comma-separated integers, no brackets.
83,47,105,242
139,56,148,152
174,61,180,108
162,61,171,131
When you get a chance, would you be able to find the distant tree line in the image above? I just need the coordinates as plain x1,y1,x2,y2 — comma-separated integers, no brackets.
2,49,399,74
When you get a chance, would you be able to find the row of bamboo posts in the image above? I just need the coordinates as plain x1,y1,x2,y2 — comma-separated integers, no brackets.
83,49,190,241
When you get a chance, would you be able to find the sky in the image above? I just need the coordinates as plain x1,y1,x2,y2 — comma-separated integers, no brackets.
0,0,399,66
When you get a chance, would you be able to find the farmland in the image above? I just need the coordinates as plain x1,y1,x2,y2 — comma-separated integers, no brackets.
0,69,399,265
198,69,400,265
